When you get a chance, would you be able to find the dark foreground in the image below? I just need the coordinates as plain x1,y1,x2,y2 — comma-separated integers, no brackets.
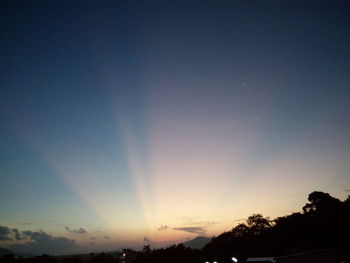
1,191,349,263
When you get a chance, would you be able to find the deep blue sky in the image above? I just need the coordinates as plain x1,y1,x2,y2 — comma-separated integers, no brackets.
1,0,350,255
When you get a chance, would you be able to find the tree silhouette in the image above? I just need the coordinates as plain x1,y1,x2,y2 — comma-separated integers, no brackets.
303,191,341,213
202,191,350,262
1,190,349,263
247,214,271,236
232,223,249,238
142,245,151,256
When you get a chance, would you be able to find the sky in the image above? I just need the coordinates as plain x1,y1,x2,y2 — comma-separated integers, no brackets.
1,0,350,255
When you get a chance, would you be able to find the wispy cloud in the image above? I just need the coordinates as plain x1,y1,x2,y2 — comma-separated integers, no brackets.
174,216,217,227
171,216,217,235
172,227,206,235
65,226,87,234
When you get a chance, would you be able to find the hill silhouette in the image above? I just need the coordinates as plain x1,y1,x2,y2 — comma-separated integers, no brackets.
183,236,211,249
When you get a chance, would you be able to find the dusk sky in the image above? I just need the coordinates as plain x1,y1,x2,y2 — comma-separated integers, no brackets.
1,0,350,255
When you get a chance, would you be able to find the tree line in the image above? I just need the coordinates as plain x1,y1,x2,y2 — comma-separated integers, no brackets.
203,191,350,262
1,191,349,263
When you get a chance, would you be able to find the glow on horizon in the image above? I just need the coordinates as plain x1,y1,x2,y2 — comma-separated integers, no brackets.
4,73,348,248
2,23,349,250
1,1,350,255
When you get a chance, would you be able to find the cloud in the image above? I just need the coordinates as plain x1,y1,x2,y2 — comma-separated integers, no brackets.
171,217,217,235
172,227,206,235
9,230,76,255
0,226,24,241
143,236,151,244
0,225,12,241
158,225,168,231
174,217,217,228
12,228,22,240
0,225,77,255
65,226,87,234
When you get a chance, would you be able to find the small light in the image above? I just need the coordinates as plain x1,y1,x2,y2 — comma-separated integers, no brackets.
232,257,238,262
123,253,126,257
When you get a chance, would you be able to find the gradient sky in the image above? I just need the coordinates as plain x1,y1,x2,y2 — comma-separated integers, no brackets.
1,0,350,255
